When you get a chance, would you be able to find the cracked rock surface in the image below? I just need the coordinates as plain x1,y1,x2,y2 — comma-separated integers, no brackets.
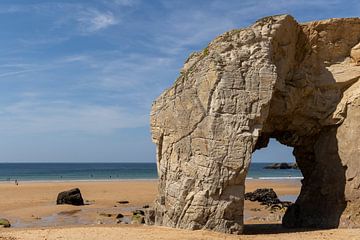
150,15,360,234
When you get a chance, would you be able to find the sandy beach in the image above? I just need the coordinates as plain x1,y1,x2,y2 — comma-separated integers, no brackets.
1,179,359,239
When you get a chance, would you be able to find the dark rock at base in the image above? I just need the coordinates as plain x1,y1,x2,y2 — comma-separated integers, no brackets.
245,188,280,205
56,188,84,206
116,213,124,219
264,162,298,169
0,218,11,228
142,204,150,208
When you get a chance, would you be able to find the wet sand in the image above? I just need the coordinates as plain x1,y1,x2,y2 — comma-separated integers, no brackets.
2,179,358,239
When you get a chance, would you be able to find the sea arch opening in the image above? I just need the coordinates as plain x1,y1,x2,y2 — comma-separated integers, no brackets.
244,139,302,228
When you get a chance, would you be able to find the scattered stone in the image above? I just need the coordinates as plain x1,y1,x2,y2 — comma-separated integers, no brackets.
116,219,122,224
0,218,10,228
96,220,103,225
56,188,84,206
142,205,150,209
245,188,280,205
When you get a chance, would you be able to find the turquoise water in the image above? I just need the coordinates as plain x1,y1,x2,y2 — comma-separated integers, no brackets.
0,162,302,181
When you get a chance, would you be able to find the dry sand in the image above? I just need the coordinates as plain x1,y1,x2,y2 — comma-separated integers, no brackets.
1,179,359,239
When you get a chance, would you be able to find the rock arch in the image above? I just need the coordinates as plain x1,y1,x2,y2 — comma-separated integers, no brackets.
150,15,360,234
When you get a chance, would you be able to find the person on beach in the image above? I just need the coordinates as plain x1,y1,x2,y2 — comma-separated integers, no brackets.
15,179,18,186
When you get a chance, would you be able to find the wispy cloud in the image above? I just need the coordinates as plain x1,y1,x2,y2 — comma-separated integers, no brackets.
76,9,119,33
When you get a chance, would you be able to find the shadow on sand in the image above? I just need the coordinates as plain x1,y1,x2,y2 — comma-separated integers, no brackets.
244,223,322,235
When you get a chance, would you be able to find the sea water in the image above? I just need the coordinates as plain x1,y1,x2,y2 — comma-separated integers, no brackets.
0,162,302,181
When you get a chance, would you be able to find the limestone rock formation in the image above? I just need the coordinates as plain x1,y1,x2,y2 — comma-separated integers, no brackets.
150,15,360,234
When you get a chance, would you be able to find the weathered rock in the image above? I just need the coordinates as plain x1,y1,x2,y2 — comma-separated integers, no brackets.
0,218,11,228
145,208,155,225
56,188,84,206
150,14,360,234
264,163,298,169
245,188,280,205
116,213,124,219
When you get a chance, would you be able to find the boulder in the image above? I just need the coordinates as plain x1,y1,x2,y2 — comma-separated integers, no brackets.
245,188,280,205
56,188,84,206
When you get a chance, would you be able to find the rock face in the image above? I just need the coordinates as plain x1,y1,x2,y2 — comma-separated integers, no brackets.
56,188,84,206
150,15,360,234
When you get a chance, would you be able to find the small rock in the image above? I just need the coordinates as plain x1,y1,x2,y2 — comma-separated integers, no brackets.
0,218,11,228
131,214,145,224
142,205,150,209
99,213,113,217
117,201,129,204
116,213,124,219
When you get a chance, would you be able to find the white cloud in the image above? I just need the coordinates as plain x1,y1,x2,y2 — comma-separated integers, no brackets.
77,9,118,33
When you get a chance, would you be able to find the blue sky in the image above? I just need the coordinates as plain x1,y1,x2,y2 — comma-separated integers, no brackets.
0,0,358,162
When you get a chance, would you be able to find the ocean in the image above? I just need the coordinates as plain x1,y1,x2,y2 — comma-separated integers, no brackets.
0,162,302,182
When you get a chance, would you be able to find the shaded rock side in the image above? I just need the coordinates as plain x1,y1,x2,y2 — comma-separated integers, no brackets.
150,15,360,234
56,188,84,206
